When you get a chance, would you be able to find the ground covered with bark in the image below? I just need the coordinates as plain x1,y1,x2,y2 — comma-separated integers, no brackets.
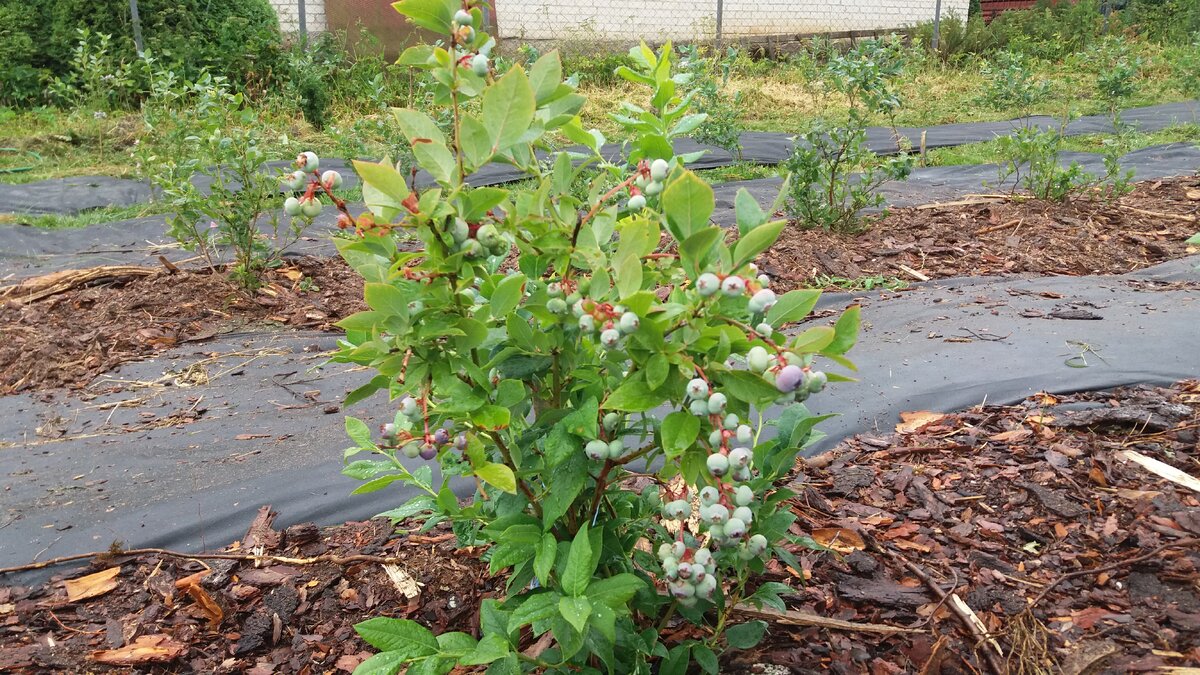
2,381,1197,673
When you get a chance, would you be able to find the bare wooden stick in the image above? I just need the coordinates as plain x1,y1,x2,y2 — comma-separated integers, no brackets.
0,546,418,576
732,603,925,634
1118,204,1197,223
0,265,158,304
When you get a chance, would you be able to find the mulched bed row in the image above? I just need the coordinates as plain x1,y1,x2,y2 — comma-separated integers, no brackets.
2,381,1197,673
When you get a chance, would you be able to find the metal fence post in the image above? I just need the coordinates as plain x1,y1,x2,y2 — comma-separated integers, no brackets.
298,0,307,43
931,0,943,51
129,0,145,56
715,0,724,51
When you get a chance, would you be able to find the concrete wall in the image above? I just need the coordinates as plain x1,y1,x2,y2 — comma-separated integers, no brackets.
496,0,971,42
271,0,328,34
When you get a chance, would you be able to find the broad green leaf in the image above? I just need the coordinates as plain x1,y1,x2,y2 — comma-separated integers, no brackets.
476,462,517,494
732,220,785,271
391,0,456,34
660,411,699,459
471,405,511,429
661,171,714,241
679,227,723,280
790,326,836,353
482,68,536,153
354,617,439,657
646,353,669,389
485,655,520,675
534,533,557,585
584,573,646,609
766,289,821,326
364,282,409,317
825,305,861,355
489,274,526,318
337,310,386,332
692,644,719,674
561,523,596,596
558,596,592,634
459,634,510,666
413,141,456,185
528,51,563,104
351,650,407,675
734,188,767,236
352,159,410,203
561,398,600,438
345,416,374,448
509,592,559,629
392,108,446,145
460,114,493,170
716,370,780,407
542,451,586,525
746,582,792,612
724,620,768,649
603,376,668,412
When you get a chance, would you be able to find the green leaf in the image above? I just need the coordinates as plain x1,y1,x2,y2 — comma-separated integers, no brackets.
509,592,559,629
584,573,646,609
732,220,785,271
337,310,387,332
413,141,456,185
485,655,520,675
392,107,447,145
660,644,691,675
528,51,563,104
790,326,836,353
692,644,719,674
724,620,768,649
646,353,669,390
345,416,374,448
679,227,724,280
352,159,411,209
766,289,822,326
1187,232,1200,245
459,114,493,170
603,376,668,412
344,375,388,407
476,462,517,494
747,582,792,612
482,67,536,152
660,411,699,459
661,171,714,241
459,634,510,666
561,398,599,439
542,451,586,526
534,533,557,586
489,274,526,318
354,617,439,658
471,405,511,429
825,304,861,356
561,523,597,597
364,283,409,317
391,0,455,33
734,188,767,236
716,370,780,407
558,596,592,634
351,650,407,675
351,474,406,495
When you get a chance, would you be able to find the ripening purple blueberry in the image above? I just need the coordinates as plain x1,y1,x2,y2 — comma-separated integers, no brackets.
706,392,727,414
454,433,468,451
776,364,805,393
600,328,621,348
721,276,746,297
419,444,437,460
724,518,747,539
695,273,720,296
433,428,450,445
729,447,752,468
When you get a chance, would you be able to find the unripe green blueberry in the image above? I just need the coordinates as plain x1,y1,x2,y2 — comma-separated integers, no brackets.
808,370,828,393
746,346,770,373
757,274,771,287
708,522,725,540
776,364,805,393
633,174,649,189
732,466,753,482
708,430,723,446
618,311,640,334
546,282,563,297
699,486,720,506
732,506,753,525
400,396,420,418
783,351,803,366
459,238,484,258
686,378,709,399
449,218,469,243
283,170,307,191
694,548,713,567
578,315,595,332
736,424,753,445
748,288,777,314
603,412,620,432
707,392,727,414
476,223,500,248
650,158,670,181
571,299,585,317
748,263,759,275
401,442,421,459
565,291,580,306
600,328,621,348
454,9,474,26
664,500,689,520
669,580,695,599
737,545,756,561
300,196,322,218
671,540,686,559
729,446,752,468
626,194,646,210
695,272,721,296
547,297,568,315
644,180,663,196
321,170,343,190
607,440,624,459
734,484,754,506
756,322,773,337
747,533,768,555
707,453,730,477
721,276,746,297
585,439,608,461
664,562,679,580
725,517,747,539
723,413,739,430
696,574,718,600
707,503,729,525
676,561,694,580
297,151,319,172
658,543,674,560
689,400,709,416
612,304,626,314
283,196,302,216
408,300,424,313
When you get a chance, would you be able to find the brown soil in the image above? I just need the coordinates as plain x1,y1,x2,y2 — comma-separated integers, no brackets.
763,177,1200,290
0,257,365,395
2,382,1197,673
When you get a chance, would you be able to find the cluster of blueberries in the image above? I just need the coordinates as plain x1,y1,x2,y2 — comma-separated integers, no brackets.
281,152,341,219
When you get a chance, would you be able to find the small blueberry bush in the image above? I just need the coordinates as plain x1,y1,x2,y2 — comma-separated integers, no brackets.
326,1,859,672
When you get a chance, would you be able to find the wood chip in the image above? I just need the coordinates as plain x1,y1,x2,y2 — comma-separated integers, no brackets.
64,567,121,602
90,634,187,665
1116,450,1200,494
382,564,422,599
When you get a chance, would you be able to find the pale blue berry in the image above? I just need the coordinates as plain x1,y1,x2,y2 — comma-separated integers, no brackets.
585,439,609,460
699,486,720,506
686,378,709,399
578,315,595,332
618,311,640,334
721,276,746,297
736,424,753,445
729,447,752,468
706,392,727,414
627,194,646,210
725,518,747,539
695,273,721,296
650,158,670,181
732,506,753,524
600,329,621,348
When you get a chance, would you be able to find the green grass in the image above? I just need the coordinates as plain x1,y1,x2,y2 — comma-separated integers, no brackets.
0,203,164,229
923,124,1200,167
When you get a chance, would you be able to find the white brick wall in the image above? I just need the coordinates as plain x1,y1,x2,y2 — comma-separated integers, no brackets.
271,0,328,34
497,0,969,42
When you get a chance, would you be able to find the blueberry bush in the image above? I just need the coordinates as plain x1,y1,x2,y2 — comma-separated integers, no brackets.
326,0,859,672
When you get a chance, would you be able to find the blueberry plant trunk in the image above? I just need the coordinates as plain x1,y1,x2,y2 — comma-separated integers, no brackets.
325,1,861,671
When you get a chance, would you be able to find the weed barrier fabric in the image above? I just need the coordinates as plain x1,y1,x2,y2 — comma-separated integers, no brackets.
2,258,1198,584
3,142,1199,281
1,101,1197,216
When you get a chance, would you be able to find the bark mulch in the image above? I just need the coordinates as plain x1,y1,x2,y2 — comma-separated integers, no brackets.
2,381,1197,673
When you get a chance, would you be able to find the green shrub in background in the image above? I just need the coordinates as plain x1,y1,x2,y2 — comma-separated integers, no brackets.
0,0,282,105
